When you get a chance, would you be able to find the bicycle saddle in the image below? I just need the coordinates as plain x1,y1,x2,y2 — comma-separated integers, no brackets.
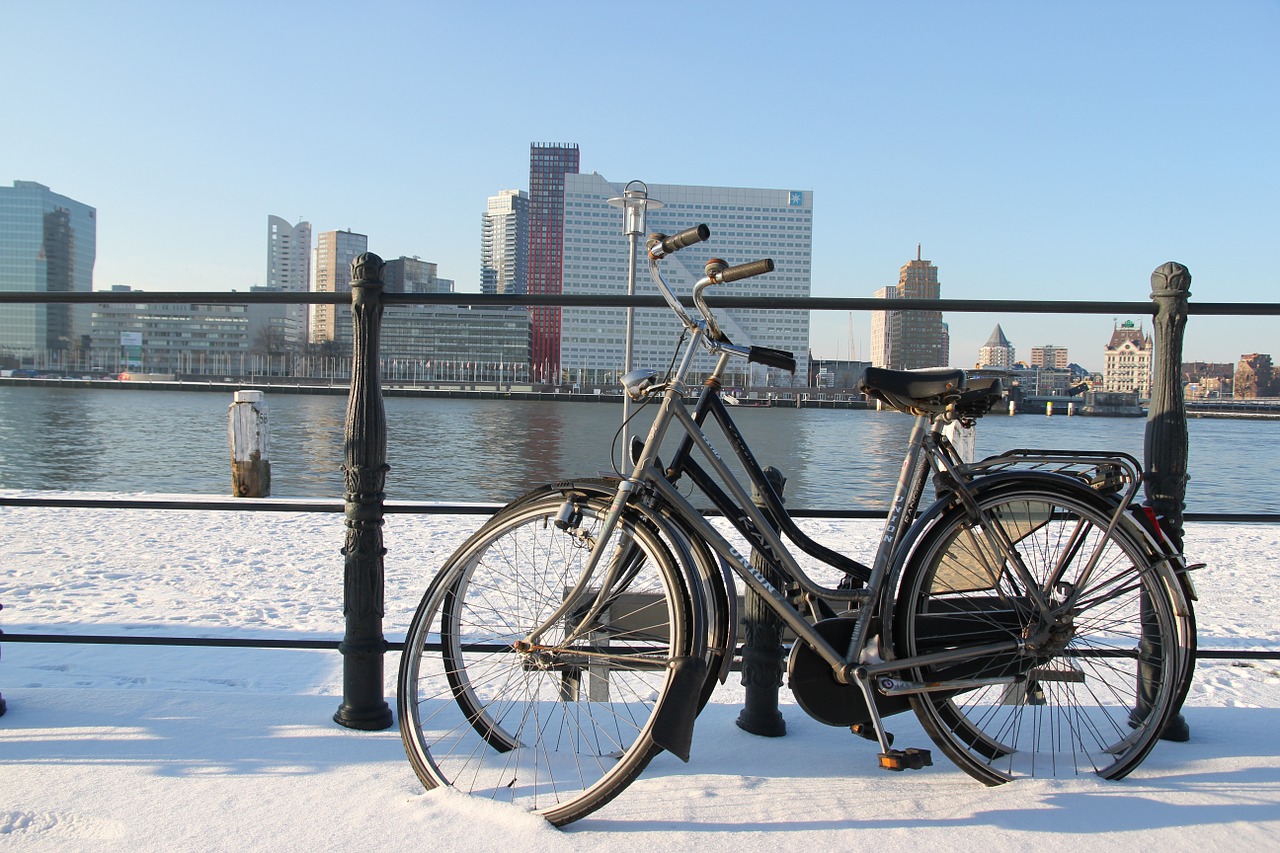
954,377,1004,418
861,367,965,414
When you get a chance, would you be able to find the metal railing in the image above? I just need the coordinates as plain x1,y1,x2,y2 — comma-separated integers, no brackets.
3,261,1280,726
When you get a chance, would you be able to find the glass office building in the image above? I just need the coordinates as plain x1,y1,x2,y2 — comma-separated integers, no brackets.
0,181,96,359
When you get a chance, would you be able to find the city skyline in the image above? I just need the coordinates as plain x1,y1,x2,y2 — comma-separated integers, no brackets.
0,179,1262,378
2,2,1275,370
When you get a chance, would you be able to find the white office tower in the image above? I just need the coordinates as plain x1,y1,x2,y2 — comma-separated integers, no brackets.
559,174,813,387
481,190,529,295
266,216,311,345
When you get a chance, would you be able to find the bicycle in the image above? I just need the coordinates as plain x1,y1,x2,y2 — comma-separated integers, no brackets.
398,223,1198,825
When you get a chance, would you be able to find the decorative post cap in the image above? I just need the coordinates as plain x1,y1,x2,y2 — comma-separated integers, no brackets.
1151,261,1191,298
352,252,386,285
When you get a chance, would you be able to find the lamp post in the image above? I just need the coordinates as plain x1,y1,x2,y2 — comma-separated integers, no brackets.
608,181,663,446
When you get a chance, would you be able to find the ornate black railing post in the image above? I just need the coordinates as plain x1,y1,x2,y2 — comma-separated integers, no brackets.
333,252,394,731
736,466,787,737
1144,261,1192,741
1145,262,1192,547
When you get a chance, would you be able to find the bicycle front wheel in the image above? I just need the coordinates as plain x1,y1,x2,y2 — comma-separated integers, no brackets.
893,482,1183,785
398,492,693,825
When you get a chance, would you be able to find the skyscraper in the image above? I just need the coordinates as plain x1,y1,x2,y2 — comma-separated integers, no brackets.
481,190,528,296
266,216,311,345
0,181,96,360
559,174,814,385
527,143,579,381
871,248,949,370
310,229,368,346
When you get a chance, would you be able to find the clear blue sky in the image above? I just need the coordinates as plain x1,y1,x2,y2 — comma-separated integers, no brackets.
3,1,1276,372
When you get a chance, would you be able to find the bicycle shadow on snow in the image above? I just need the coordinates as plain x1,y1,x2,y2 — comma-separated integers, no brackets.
571,702,1280,835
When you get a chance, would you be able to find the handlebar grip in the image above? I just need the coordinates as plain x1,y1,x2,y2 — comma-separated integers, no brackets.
748,346,797,373
717,258,775,283
649,224,710,257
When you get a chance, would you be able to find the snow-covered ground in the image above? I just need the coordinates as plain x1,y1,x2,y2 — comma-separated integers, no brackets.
2,493,1278,851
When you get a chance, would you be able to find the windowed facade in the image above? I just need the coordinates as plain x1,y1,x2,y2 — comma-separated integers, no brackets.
527,144,580,381
0,181,96,359
310,229,368,346
266,216,311,345
559,174,814,386
871,250,949,370
481,190,528,296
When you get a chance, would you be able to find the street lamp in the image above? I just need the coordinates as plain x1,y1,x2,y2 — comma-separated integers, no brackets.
607,181,663,447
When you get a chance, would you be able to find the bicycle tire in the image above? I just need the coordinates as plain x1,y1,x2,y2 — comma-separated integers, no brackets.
500,479,736,711
398,492,694,825
893,481,1183,785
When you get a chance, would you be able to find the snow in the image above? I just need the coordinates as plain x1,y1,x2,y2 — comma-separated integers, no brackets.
2,492,1278,851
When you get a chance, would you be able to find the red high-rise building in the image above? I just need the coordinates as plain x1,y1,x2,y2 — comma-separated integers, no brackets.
527,143,579,383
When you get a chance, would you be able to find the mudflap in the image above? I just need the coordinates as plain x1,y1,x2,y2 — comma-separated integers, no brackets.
650,656,708,762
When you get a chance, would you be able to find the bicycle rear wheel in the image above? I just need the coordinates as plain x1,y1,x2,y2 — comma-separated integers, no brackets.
398,493,693,825
893,482,1182,785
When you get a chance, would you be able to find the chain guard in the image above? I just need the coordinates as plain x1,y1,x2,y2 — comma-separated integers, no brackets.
787,617,912,727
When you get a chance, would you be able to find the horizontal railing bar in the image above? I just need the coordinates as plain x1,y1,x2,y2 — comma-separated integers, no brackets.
1,289,1278,317
0,496,500,514
0,494,1271,523
3,633,1275,662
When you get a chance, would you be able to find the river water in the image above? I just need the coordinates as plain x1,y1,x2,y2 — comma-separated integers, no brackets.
0,385,1271,513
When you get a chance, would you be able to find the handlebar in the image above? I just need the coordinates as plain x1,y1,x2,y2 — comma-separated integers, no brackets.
710,258,775,283
646,223,794,373
646,224,710,259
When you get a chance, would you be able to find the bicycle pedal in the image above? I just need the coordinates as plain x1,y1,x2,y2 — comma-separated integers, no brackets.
850,723,893,746
878,748,933,771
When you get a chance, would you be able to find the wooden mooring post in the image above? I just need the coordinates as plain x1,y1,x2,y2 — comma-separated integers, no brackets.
333,252,394,731
228,390,270,497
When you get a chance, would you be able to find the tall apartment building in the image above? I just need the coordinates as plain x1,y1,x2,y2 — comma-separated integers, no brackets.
1029,344,1069,369
0,181,96,360
265,216,311,346
527,144,580,381
871,248,949,370
978,324,1015,368
481,190,529,295
1102,320,1153,397
558,173,814,386
310,229,368,346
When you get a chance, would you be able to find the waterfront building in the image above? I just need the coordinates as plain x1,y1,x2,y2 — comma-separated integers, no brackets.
384,257,454,295
1029,344,1069,370
1102,320,1152,398
528,144,580,382
558,173,814,386
0,181,96,365
1182,361,1234,399
378,305,531,383
1234,353,1274,399
871,248,949,370
810,358,871,389
481,190,529,296
89,288,249,375
978,325,1015,368
265,216,311,345
310,229,368,347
